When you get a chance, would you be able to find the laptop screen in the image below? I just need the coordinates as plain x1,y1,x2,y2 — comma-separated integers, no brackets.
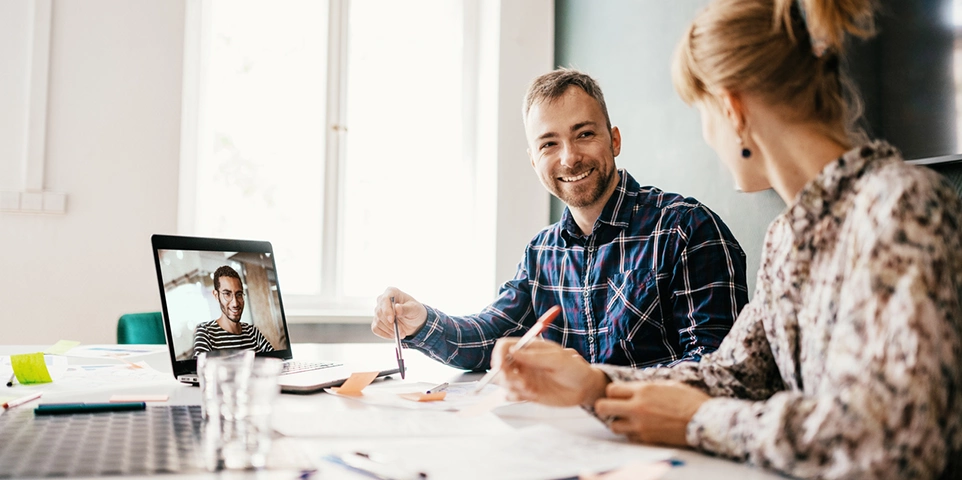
152,235,293,375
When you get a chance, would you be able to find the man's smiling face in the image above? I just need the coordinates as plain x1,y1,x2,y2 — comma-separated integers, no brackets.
526,86,621,209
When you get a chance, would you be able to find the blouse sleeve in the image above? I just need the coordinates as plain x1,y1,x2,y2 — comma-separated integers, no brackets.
596,297,783,400
683,180,962,478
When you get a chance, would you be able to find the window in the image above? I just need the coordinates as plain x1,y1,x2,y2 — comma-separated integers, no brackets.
181,0,498,318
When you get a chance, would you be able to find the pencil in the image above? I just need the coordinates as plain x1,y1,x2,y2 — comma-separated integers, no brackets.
2,391,42,409
473,305,562,393
391,296,406,379
5,372,14,387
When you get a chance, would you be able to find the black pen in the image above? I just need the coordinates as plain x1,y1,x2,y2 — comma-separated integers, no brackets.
5,372,15,387
391,296,406,379
34,402,146,415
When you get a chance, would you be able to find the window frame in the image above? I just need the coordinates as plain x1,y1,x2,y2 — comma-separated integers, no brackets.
179,0,554,323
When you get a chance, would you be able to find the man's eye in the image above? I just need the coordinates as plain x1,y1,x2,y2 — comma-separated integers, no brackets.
540,142,556,150
578,131,594,138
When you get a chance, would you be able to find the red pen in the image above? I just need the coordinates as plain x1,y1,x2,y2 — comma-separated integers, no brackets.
473,305,562,393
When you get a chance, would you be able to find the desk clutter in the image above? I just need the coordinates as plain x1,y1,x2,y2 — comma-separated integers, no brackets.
0,405,205,478
0,344,689,479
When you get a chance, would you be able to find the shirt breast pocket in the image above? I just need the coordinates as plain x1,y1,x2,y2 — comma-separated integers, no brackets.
604,269,662,342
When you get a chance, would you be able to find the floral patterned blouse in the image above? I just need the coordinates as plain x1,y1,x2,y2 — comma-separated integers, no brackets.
597,141,962,479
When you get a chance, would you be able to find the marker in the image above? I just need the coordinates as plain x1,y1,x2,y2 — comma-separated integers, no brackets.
473,305,562,394
5,372,15,387
2,392,42,409
34,402,146,415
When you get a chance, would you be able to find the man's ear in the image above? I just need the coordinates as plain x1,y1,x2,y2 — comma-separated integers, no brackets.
719,89,747,133
610,126,622,157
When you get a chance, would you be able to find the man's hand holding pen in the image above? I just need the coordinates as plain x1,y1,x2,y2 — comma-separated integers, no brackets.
371,288,428,340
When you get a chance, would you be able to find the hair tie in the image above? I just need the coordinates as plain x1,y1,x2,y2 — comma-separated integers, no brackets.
794,0,829,58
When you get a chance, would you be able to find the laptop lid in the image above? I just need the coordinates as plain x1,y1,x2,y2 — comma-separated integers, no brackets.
151,234,295,379
151,234,400,392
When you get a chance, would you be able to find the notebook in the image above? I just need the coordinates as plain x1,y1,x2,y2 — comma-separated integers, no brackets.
150,234,399,393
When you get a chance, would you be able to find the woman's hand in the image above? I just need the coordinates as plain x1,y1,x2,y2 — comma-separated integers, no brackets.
492,338,610,407
595,380,710,447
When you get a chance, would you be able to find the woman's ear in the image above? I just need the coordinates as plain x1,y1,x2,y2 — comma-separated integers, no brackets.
718,89,747,134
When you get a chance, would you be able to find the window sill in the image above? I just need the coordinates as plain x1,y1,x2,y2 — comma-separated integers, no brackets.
286,311,372,324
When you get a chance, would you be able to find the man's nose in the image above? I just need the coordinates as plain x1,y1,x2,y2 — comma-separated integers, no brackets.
559,142,580,167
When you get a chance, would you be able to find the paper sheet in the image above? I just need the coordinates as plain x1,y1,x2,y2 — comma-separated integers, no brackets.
581,460,672,480
43,340,81,355
0,360,172,397
363,424,675,480
273,401,512,438
324,381,507,412
64,345,166,359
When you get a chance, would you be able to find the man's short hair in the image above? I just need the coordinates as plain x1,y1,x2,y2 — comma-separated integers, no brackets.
213,265,241,291
522,68,612,131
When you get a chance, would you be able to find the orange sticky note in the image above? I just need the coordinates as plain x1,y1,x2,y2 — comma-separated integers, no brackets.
398,391,447,402
330,371,379,396
10,352,53,385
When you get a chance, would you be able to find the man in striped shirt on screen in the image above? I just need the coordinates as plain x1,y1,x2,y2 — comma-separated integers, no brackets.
192,265,274,355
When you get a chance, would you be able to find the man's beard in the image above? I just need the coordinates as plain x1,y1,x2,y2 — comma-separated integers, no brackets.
552,163,615,208
224,308,243,323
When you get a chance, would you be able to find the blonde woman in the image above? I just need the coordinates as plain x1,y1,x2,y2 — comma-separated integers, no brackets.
491,0,962,477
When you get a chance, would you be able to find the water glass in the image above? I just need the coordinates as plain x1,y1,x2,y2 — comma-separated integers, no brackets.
199,352,281,471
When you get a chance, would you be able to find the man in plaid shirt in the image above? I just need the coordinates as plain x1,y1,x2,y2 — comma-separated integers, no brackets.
372,68,748,370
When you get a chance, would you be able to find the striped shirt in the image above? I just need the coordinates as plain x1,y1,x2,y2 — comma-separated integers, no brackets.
406,169,749,370
192,320,274,355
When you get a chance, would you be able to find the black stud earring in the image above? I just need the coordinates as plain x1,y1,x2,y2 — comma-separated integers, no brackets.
741,148,752,159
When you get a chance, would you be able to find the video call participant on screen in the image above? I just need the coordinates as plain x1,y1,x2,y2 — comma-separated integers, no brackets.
193,265,274,356
371,69,749,371
491,1,962,478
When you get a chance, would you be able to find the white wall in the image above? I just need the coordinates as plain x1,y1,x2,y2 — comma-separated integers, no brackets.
0,0,554,344
555,0,786,294
0,0,186,344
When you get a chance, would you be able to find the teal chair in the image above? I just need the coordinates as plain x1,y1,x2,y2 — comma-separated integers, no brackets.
117,312,167,344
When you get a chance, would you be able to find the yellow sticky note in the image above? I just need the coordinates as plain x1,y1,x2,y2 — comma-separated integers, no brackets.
10,352,53,385
44,340,80,355
330,371,379,396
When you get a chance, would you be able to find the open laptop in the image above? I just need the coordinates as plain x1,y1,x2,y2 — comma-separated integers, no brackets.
150,234,399,393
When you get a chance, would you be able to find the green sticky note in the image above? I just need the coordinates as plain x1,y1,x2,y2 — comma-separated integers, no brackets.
10,352,53,385
44,340,80,355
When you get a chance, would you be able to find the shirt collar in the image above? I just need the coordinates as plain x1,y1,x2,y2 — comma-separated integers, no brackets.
560,169,637,241
785,140,899,235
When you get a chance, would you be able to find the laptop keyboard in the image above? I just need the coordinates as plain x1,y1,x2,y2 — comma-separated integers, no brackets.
0,405,204,478
281,360,340,375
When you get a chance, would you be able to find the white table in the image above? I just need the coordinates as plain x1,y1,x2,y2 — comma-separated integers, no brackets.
0,344,783,480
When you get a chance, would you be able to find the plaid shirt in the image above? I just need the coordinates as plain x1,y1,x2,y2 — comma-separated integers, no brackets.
406,170,748,370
